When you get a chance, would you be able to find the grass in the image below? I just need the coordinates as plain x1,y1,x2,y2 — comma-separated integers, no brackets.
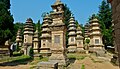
13,52,22,56
0,55,32,63
29,57,49,69
89,56,103,63
67,53,86,60
81,64,85,69
29,57,49,65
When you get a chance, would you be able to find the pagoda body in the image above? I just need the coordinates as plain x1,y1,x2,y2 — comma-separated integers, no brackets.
76,26,84,51
89,18,104,54
84,23,90,40
33,29,40,53
40,15,52,57
68,16,77,52
49,0,68,66
23,18,34,55
16,29,22,46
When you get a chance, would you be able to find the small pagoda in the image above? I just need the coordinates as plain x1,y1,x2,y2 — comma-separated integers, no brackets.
33,29,39,53
76,26,84,51
40,14,52,57
89,17,104,54
68,16,77,52
84,23,90,40
23,18,34,55
16,29,22,46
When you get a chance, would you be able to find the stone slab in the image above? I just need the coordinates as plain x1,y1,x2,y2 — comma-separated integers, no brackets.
37,61,58,69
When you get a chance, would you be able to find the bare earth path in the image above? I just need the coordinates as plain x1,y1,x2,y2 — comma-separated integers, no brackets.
0,65,30,69
68,57,119,69
0,54,119,69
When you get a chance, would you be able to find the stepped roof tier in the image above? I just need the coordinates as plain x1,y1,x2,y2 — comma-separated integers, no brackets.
33,29,39,42
89,18,102,36
24,18,34,35
84,23,90,37
51,0,64,8
76,26,83,39
68,16,77,32
16,29,22,42
41,15,51,39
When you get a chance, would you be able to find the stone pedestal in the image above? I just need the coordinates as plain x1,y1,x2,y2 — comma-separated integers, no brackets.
49,49,68,66
37,61,58,69
49,30,68,66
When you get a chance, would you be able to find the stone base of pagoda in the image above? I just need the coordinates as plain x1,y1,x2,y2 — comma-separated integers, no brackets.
49,49,68,67
89,45,106,57
67,44,77,53
77,47,86,54
33,48,39,53
40,48,51,57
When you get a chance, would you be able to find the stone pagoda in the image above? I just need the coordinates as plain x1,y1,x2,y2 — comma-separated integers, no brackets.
40,14,52,57
23,18,34,55
68,16,77,53
16,29,22,46
89,18,104,56
33,29,39,53
76,26,84,51
84,23,90,40
49,0,68,66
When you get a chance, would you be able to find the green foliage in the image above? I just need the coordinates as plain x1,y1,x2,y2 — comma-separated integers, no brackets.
0,55,32,63
36,20,42,37
98,0,113,48
12,22,24,42
80,24,85,37
67,53,86,60
81,64,85,69
63,4,72,27
85,39,90,44
0,0,14,44
63,4,72,47
29,47,34,57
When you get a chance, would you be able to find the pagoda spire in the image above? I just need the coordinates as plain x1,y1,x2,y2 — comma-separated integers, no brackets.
56,0,60,2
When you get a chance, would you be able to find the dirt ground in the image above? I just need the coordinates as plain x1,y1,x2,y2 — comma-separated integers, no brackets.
0,54,119,69
67,57,119,69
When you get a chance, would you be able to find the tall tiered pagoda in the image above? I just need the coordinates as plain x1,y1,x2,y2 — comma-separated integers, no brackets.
68,16,77,52
76,26,84,51
84,23,90,40
49,0,68,66
23,18,34,55
16,29,22,46
33,29,39,53
89,18,104,53
40,14,52,57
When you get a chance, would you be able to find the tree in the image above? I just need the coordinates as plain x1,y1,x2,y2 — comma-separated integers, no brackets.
98,0,113,49
0,0,14,45
63,4,72,47
98,0,112,29
63,4,72,27
36,20,42,37
11,22,24,42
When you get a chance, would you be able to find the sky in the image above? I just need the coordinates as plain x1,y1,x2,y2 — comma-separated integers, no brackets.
10,0,103,25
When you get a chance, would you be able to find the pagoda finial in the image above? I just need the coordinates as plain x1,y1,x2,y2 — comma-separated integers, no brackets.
71,14,74,17
56,0,60,2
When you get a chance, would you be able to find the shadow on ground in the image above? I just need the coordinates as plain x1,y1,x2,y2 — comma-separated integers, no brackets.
0,57,33,66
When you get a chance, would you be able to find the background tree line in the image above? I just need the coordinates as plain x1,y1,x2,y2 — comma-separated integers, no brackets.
0,0,112,50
